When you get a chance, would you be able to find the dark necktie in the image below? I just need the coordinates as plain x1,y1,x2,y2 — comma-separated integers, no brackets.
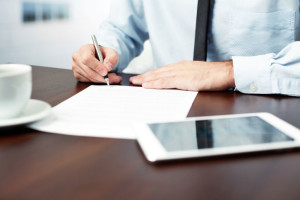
193,0,211,61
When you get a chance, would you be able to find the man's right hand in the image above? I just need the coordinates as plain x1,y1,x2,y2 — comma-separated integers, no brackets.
72,44,122,84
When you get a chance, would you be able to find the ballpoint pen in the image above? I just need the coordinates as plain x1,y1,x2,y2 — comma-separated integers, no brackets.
91,34,109,85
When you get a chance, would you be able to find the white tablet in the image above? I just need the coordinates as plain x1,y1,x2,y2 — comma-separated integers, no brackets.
133,113,300,162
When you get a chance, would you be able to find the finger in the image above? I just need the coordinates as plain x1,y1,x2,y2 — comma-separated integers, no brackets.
143,76,200,91
142,77,178,89
77,75,90,82
76,68,122,84
101,47,118,71
80,52,108,77
72,45,107,82
76,61,105,83
108,73,122,84
79,45,108,76
72,61,91,82
73,69,91,82
130,66,173,85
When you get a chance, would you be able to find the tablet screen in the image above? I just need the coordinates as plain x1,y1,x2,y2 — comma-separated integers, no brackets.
148,117,294,152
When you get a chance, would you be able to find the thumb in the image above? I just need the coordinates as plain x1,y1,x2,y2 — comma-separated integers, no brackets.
101,47,119,72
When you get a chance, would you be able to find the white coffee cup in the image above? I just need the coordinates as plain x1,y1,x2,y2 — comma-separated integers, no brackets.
0,64,32,119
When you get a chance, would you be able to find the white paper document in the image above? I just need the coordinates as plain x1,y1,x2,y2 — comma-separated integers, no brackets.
30,86,197,139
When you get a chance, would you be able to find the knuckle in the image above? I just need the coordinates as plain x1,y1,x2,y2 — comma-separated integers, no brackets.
111,51,119,62
72,52,77,62
86,44,95,54
81,55,90,66
87,44,94,49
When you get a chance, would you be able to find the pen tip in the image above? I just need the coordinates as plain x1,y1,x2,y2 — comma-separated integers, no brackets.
105,78,110,86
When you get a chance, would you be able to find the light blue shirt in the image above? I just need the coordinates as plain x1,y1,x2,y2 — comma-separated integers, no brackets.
95,0,300,96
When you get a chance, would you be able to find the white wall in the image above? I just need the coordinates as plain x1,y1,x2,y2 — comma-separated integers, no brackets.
0,0,153,73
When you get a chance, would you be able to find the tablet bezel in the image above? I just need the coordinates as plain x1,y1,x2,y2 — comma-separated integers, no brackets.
133,113,300,162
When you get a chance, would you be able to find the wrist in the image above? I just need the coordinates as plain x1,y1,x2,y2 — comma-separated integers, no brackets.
225,60,235,88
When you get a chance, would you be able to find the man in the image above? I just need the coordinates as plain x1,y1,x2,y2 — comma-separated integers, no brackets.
72,0,300,96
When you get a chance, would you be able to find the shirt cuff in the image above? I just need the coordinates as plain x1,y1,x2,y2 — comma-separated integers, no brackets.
232,54,274,94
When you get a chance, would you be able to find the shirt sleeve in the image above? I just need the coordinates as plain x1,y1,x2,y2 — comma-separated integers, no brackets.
94,0,149,72
232,41,300,96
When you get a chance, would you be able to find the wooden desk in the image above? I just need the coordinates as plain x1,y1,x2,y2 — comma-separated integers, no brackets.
1,66,300,200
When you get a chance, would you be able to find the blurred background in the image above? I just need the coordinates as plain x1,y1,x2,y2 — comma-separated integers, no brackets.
0,0,153,73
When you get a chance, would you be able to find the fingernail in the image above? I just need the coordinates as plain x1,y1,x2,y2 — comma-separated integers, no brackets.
100,68,107,76
105,61,113,71
131,77,138,84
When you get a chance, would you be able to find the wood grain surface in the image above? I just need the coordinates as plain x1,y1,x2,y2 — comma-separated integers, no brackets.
0,66,300,200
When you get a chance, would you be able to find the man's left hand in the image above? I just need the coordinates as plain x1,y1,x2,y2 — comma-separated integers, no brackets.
129,60,235,91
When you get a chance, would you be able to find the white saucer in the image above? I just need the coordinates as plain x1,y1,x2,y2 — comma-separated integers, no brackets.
0,99,51,128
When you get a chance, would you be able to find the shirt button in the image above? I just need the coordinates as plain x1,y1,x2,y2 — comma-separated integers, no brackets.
250,84,257,92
